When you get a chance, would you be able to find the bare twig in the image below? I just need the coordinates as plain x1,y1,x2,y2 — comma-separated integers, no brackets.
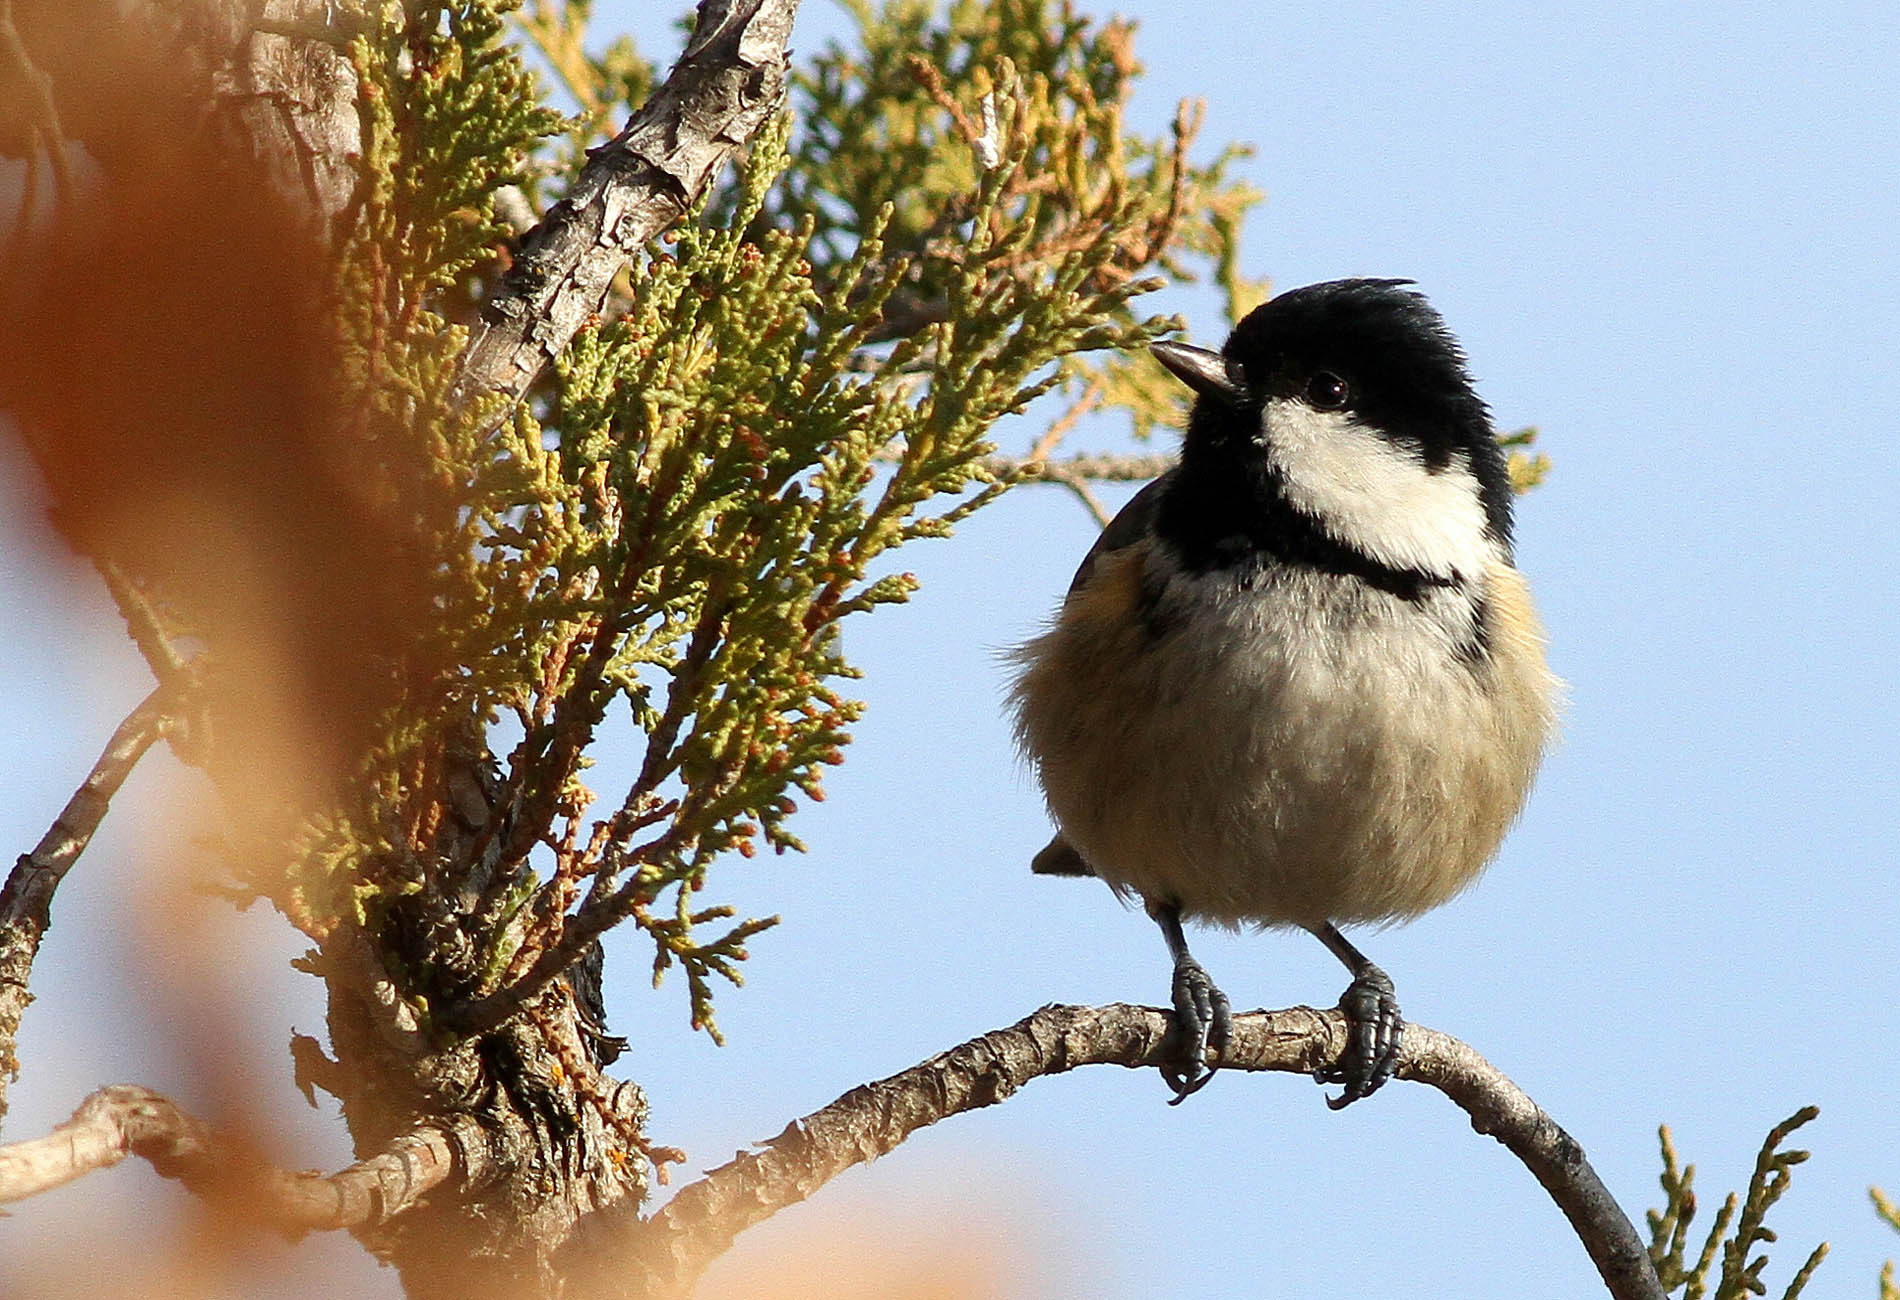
867,440,1171,528
94,557,188,681
1022,376,1107,465
989,449,1173,527
0,688,173,1125
1049,473,1115,526
604,1004,1661,1300
453,0,803,411
988,450,1173,484
0,1083,487,1232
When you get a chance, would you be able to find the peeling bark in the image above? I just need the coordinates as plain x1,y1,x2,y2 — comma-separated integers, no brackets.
453,0,802,410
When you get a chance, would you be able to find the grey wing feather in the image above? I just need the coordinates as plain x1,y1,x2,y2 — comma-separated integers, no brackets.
1066,469,1174,595
1032,471,1173,884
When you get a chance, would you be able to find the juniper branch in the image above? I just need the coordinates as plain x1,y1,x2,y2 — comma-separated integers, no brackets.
0,688,173,1126
453,0,803,410
601,1004,1662,1300
93,557,188,683
0,1084,487,1231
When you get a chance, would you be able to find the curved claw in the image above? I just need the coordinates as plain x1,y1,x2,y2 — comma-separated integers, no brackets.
1314,964,1403,1109
1162,956,1233,1103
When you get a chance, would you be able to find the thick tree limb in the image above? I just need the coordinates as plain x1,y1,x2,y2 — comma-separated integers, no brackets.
0,1083,489,1231
0,1007,1662,1300
605,1004,1662,1300
453,0,802,410
0,688,173,1126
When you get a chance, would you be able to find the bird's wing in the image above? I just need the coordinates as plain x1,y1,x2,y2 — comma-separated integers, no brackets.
1032,470,1173,884
1066,469,1174,595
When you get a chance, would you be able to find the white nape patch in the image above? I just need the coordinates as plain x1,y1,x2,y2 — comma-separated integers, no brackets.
1260,397,1494,578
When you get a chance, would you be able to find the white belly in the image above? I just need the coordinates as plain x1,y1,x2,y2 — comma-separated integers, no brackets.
1012,554,1555,928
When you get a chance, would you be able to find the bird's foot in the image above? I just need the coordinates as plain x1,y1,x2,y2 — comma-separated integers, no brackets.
1315,964,1402,1109
1162,956,1233,1104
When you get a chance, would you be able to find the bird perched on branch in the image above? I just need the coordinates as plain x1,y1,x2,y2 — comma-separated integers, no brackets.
1012,279,1558,1105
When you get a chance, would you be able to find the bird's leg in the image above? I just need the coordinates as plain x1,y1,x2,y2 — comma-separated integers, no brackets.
1150,900,1232,1103
1307,922,1403,1109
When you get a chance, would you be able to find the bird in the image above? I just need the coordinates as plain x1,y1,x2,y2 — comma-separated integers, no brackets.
1010,278,1559,1106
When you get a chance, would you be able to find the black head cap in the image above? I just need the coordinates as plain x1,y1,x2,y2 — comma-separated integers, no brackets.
1192,278,1514,545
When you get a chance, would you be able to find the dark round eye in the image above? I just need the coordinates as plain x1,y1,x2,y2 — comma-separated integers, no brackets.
1304,371,1351,411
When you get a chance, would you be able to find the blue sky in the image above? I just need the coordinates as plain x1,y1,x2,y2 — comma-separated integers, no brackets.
3,2,1897,1296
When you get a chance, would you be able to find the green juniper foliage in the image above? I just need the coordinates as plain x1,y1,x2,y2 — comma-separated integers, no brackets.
268,0,1265,1041
268,0,565,934
1876,1186,1900,1300
765,0,1268,444
1646,1107,1828,1300
1499,426,1549,494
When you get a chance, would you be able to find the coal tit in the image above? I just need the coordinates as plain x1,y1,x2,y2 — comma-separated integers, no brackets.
1011,279,1559,1105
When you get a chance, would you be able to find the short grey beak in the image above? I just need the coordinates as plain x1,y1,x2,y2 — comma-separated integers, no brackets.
1151,339,1244,403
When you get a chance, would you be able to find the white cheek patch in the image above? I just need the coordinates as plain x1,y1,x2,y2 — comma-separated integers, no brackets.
1260,397,1495,579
